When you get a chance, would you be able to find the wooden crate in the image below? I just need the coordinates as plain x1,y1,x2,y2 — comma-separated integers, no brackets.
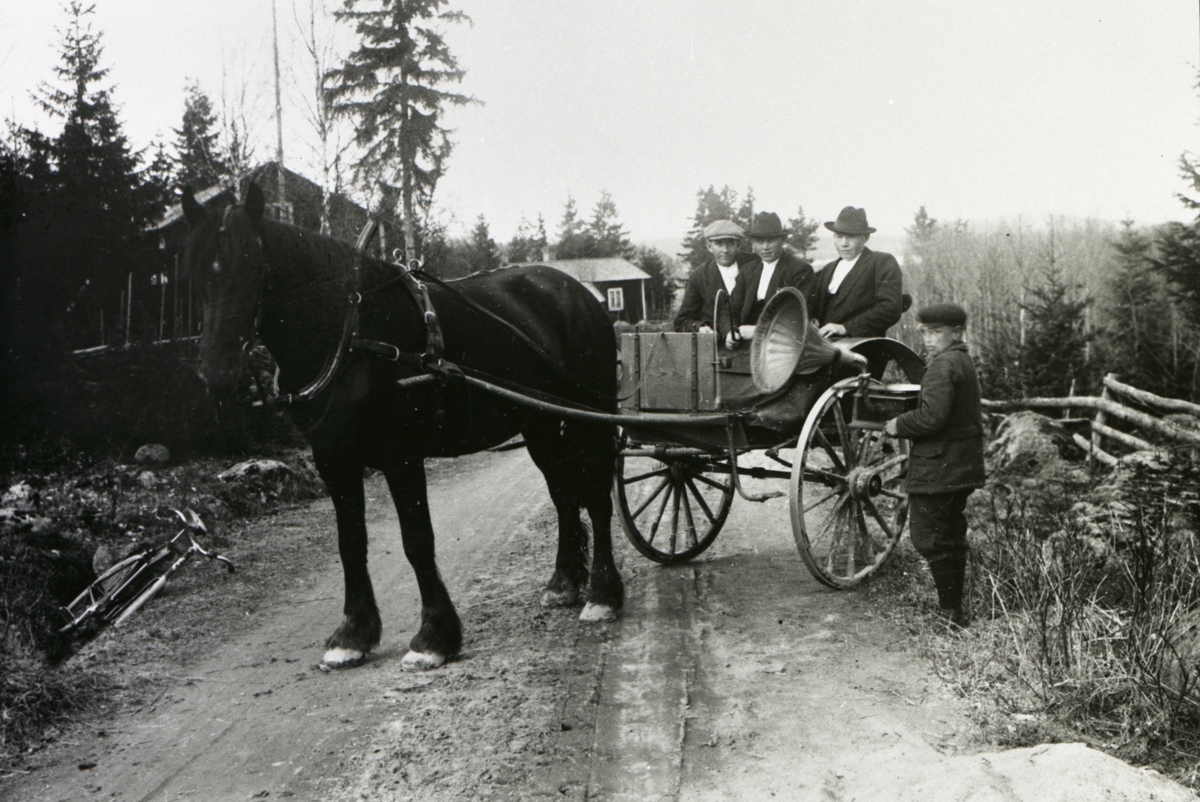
617,331,719,412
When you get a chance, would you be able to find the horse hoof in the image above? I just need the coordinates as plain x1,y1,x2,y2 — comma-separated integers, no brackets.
541,588,577,608
579,602,617,623
323,647,367,669
401,650,446,671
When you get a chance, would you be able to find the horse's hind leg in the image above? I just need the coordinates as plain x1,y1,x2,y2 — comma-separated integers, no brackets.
382,458,462,671
577,427,623,622
525,425,590,608
526,420,623,620
314,451,382,668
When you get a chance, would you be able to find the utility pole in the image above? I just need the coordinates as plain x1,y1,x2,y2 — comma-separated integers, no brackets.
272,0,286,208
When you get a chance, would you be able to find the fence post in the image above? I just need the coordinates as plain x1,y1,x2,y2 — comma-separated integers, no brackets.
1091,373,1114,470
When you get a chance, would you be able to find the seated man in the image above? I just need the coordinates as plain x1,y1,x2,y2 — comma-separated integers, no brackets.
673,220,760,333
727,211,816,345
811,206,903,339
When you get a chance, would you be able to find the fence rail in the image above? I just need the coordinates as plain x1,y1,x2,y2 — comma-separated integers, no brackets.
982,374,1200,467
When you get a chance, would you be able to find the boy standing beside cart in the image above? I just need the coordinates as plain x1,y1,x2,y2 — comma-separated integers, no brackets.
884,303,986,629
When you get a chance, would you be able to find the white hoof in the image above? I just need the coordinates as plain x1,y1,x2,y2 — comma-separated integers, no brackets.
323,647,366,669
401,650,446,671
541,588,577,608
579,602,617,623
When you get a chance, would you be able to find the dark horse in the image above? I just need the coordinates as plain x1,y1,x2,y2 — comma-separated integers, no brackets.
181,183,623,670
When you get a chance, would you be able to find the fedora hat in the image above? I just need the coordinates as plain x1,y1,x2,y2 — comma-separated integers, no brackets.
824,206,876,236
703,219,744,240
747,211,786,239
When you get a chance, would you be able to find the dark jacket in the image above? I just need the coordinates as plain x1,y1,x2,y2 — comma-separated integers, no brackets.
811,247,903,337
893,342,986,495
673,252,761,333
728,251,816,327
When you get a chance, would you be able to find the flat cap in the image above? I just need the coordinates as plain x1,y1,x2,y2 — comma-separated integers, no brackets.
917,302,968,327
703,219,744,240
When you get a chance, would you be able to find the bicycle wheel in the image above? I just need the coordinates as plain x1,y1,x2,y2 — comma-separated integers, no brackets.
58,552,155,634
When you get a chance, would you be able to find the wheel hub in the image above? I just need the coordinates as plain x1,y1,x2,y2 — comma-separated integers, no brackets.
847,467,882,501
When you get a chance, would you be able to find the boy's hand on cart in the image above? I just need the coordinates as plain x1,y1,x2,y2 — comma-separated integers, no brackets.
884,418,899,437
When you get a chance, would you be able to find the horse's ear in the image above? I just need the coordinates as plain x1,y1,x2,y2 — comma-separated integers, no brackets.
245,182,265,225
182,186,205,226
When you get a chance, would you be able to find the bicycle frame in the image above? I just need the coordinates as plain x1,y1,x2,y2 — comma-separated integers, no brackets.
57,509,234,635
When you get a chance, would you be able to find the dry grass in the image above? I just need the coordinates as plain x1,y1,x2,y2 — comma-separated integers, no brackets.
873,457,1200,787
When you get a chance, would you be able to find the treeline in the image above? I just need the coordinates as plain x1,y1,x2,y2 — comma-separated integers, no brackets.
899,206,1200,403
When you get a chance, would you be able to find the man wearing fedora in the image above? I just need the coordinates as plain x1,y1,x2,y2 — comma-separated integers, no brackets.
727,211,816,341
673,219,760,334
811,206,903,339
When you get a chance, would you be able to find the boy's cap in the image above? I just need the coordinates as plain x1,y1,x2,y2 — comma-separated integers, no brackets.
703,220,744,240
917,303,967,327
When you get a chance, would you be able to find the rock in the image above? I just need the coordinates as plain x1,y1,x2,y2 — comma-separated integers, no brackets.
134,444,171,465
218,459,293,484
2,481,33,506
986,411,1087,483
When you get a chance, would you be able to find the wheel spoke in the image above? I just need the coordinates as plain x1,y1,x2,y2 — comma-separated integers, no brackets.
684,477,718,524
668,481,682,554
862,498,899,544
624,466,669,485
813,427,847,474
803,485,842,515
679,483,700,550
693,471,731,492
631,474,672,519
646,481,675,545
831,394,856,470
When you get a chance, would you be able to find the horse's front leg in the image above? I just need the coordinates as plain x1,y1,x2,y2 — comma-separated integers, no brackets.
383,458,462,671
314,451,382,669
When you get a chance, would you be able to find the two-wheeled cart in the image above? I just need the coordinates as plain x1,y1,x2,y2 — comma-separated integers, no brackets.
613,289,926,588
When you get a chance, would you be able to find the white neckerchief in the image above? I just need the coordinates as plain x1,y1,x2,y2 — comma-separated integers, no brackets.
828,253,861,294
717,262,739,293
757,259,778,301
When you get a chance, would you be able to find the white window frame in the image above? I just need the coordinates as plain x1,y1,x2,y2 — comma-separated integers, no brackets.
606,286,625,311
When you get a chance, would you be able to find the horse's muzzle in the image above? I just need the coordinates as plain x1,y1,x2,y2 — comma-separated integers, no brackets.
197,351,245,401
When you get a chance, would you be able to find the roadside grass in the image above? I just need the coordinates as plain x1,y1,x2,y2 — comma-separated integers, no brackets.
0,448,327,771
871,457,1200,788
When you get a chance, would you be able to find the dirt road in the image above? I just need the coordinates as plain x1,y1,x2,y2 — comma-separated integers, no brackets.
6,449,1195,801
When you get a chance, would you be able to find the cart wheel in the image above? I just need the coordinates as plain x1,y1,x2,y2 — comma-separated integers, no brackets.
790,380,908,588
615,441,734,564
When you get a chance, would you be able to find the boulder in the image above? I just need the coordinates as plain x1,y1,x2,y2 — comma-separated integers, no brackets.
217,460,299,502
985,411,1088,486
134,444,171,465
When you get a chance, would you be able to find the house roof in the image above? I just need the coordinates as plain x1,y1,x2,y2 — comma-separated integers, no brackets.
148,183,229,232
515,258,649,283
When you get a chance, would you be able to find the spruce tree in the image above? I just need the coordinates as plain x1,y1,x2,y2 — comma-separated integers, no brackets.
325,0,479,260
172,82,226,190
787,206,820,259
34,1,161,346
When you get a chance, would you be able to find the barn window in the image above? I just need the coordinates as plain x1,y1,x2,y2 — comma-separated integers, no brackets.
607,287,625,311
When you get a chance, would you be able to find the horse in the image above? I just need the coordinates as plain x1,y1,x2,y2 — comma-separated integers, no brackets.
180,182,623,670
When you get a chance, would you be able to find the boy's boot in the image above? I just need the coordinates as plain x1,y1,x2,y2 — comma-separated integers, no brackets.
929,554,969,630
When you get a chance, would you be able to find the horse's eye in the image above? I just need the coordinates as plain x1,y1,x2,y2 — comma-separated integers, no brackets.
212,260,221,275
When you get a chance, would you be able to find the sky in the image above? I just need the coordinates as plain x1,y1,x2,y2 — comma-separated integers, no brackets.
2,0,1199,255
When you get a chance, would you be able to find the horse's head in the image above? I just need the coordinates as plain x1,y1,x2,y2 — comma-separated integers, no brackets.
182,182,268,399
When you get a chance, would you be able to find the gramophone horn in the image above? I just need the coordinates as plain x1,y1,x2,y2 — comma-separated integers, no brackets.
750,288,809,393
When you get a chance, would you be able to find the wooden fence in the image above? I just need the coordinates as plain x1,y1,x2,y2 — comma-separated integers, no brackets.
982,374,1200,468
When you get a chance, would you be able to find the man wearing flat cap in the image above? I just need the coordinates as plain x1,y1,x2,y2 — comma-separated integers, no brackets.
811,206,904,339
673,219,760,334
727,211,816,339
885,303,985,630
